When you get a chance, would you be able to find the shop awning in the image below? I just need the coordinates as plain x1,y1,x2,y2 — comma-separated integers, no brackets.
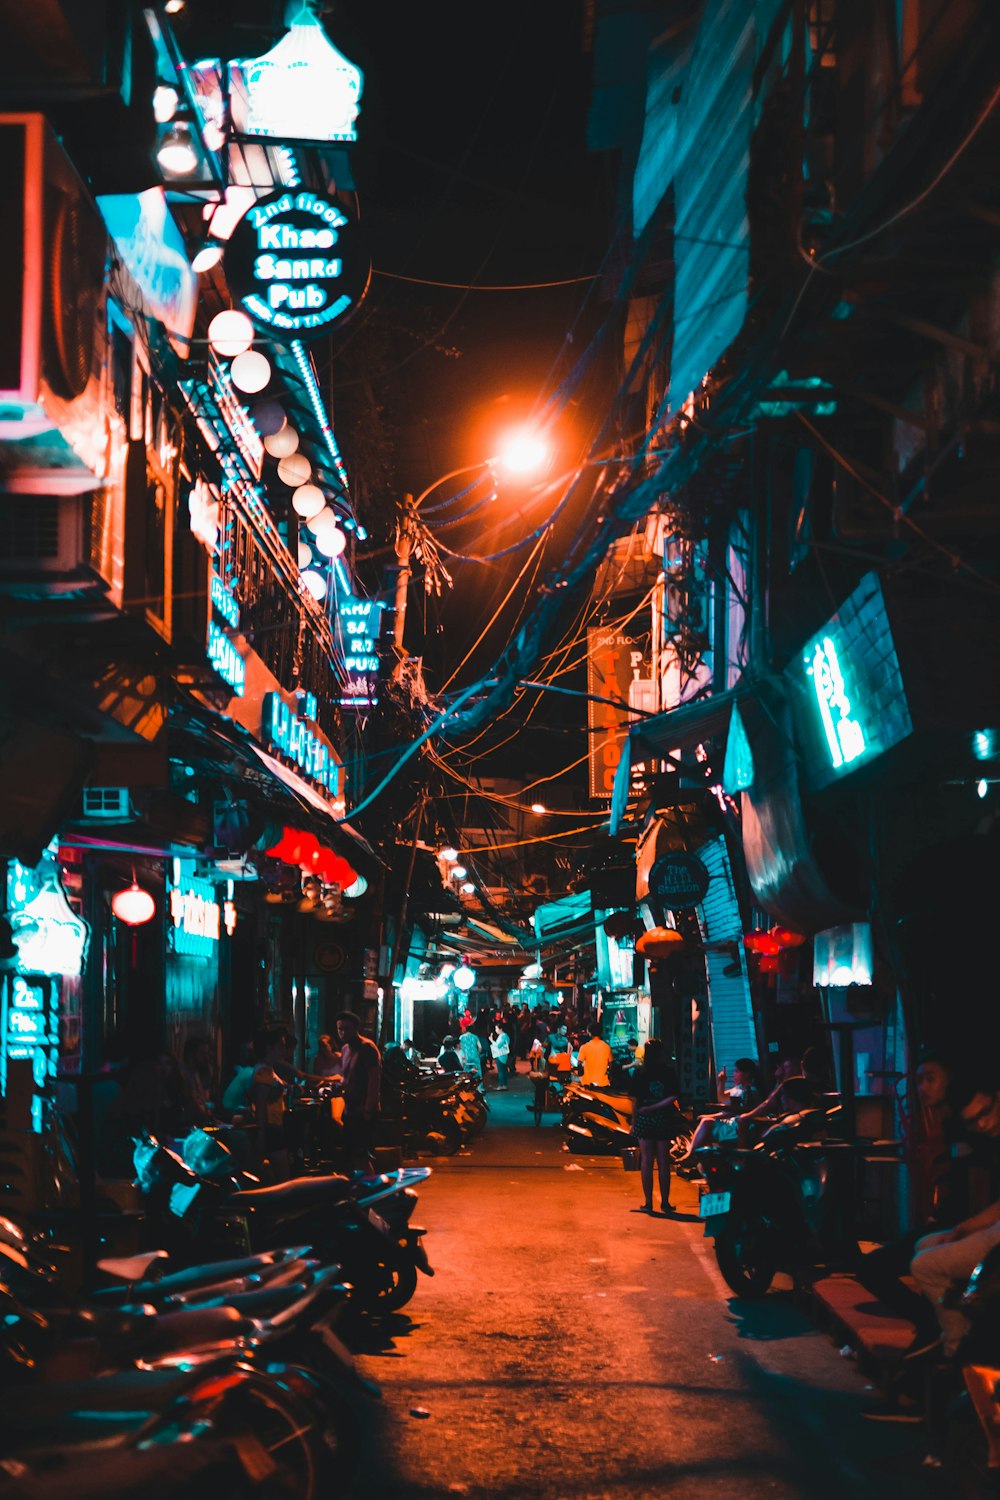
169,694,380,877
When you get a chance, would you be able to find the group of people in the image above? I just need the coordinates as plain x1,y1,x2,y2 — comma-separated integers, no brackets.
103,1011,383,1182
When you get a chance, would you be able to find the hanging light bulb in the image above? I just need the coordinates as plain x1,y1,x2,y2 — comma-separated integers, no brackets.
297,539,313,568
291,483,326,520
208,309,254,357
312,519,347,558
264,424,299,458
453,964,476,992
157,122,199,177
191,241,224,273
461,882,475,895
300,568,328,601
230,350,271,393
111,881,156,927
344,874,368,899
439,846,458,862
451,864,468,880
277,452,312,487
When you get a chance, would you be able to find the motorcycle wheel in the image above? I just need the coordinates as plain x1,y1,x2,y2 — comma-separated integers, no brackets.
207,1369,322,1498
427,1117,463,1155
714,1217,776,1298
360,1258,419,1313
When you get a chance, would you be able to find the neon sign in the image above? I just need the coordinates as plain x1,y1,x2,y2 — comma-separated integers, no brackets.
5,857,89,978
226,189,370,339
264,692,341,798
0,975,58,1132
338,598,384,706
806,636,866,771
233,6,363,145
168,864,237,958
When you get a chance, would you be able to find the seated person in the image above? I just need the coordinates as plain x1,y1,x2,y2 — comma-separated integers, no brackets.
677,1057,763,1163
907,1066,1000,1362
437,1036,463,1074
734,1055,822,1147
855,1048,963,1354
547,1023,575,1076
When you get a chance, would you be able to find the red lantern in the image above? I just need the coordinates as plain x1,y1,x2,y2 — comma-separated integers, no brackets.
111,881,156,927
636,926,685,959
265,826,298,862
744,931,781,956
758,953,780,974
771,926,807,948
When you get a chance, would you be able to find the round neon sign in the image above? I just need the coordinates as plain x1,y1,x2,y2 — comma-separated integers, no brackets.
226,188,370,340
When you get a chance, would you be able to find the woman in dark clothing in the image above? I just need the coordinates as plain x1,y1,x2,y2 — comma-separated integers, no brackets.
628,1039,683,1215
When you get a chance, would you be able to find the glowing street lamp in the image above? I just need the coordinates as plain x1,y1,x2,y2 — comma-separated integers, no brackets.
452,964,476,992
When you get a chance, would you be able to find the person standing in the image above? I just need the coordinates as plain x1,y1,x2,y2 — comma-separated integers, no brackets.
490,1023,511,1089
335,1010,382,1171
457,1027,483,1079
310,1033,342,1079
577,1025,612,1088
628,1039,683,1215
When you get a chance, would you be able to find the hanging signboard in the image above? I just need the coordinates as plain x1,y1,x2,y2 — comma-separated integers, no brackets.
587,628,653,800
648,852,710,910
225,189,370,340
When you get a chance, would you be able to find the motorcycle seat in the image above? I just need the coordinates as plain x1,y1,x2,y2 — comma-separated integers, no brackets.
0,1365,208,1426
96,1250,169,1283
227,1173,352,1210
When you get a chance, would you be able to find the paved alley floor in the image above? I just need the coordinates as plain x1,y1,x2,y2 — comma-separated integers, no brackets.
347,1070,940,1499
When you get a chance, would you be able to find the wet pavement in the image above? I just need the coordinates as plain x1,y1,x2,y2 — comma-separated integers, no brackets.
348,1069,940,1499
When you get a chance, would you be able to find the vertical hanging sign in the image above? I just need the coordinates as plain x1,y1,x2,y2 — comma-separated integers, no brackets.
586,628,652,800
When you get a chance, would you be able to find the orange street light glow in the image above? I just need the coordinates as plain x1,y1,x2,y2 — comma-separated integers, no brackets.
495,427,550,476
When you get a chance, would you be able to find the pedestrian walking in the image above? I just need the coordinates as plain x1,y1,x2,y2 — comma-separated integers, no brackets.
490,1024,511,1089
457,1028,483,1078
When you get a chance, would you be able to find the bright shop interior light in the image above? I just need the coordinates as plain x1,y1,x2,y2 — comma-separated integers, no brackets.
292,483,326,520
157,123,199,177
265,424,299,458
208,309,254,357
230,350,272,393
300,569,328,601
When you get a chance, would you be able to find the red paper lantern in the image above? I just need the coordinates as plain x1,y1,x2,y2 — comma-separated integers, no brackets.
111,882,156,926
758,953,780,973
264,826,298,862
636,926,685,959
771,926,807,948
744,931,781,956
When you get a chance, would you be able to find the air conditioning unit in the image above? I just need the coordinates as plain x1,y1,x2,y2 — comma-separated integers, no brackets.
0,114,109,499
0,495,85,572
81,787,132,820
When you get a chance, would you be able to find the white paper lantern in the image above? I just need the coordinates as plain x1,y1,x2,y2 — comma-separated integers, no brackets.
208,309,254,357
251,400,286,436
305,504,334,534
312,519,347,558
264,424,299,458
291,483,326,520
231,350,272,393
300,569,328,601
297,540,313,568
277,452,312,487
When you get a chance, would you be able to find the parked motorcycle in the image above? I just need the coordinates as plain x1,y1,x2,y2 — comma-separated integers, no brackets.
135,1130,434,1314
697,1108,861,1296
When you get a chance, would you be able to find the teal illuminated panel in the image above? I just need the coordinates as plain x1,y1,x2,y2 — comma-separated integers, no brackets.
790,573,912,791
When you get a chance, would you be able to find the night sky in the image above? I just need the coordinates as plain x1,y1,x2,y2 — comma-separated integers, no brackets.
330,0,614,752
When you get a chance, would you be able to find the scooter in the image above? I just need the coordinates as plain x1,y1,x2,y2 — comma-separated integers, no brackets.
697,1108,861,1297
135,1130,434,1314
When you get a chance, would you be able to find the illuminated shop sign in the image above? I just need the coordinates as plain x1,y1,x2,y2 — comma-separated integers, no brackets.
0,975,58,1132
97,188,198,355
793,573,912,791
226,189,370,339
264,692,341,798
338,597,384,706
169,862,237,959
4,852,89,978
232,8,363,144
211,574,240,628
206,572,245,696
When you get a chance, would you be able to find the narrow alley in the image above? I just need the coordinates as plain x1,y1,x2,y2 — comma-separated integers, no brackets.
350,1077,939,1500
